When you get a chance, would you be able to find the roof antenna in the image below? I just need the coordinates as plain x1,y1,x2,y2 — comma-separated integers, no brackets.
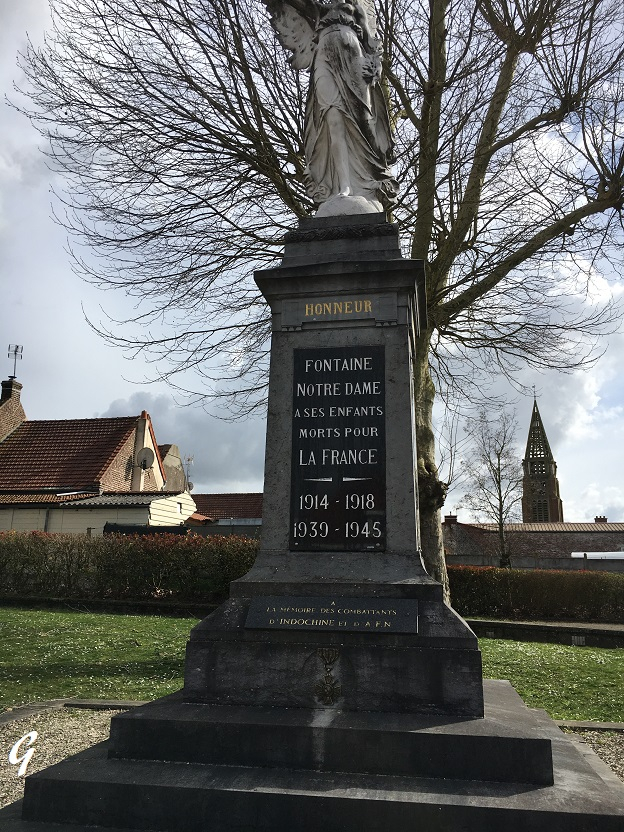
185,455,194,491
7,345,23,379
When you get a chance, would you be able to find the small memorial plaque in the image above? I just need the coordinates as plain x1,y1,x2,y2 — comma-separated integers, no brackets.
281,294,398,328
290,345,386,552
245,596,418,633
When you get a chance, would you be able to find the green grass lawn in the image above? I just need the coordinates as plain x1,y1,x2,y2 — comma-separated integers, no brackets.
0,608,622,721
0,607,194,709
480,638,623,721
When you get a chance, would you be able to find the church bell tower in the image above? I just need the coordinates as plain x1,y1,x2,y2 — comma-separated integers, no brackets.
522,400,564,522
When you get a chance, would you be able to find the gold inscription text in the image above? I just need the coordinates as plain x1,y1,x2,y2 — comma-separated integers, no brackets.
304,299,373,317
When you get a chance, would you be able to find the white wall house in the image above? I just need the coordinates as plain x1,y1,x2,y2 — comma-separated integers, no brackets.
0,492,197,536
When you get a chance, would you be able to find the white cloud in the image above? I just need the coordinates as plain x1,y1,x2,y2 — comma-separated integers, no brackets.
565,483,624,524
555,255,624,307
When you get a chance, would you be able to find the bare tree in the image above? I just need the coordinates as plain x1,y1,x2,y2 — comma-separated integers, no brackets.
13,0,624,595
459,408,523,567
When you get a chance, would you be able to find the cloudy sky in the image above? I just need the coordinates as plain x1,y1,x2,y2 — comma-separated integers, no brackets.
1,1,623,519
0,0,267,495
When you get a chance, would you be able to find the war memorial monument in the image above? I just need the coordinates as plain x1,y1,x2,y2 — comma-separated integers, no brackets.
6,1,624,829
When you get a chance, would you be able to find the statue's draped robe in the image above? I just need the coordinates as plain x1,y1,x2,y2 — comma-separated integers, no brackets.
304,20,396,207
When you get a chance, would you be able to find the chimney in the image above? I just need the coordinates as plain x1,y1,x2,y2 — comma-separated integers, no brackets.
1,377,22,406
594,515,607,524
0,377,26,441
131,412,150,491
444,514,458,525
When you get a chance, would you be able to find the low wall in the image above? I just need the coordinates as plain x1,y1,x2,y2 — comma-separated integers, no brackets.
447,555,624,573
467,618,624,648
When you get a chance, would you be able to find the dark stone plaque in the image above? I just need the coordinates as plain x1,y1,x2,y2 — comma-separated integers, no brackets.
290,346,386,552
245,596,418,633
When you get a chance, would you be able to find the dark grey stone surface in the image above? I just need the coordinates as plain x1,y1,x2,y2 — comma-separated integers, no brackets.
180,251,484,719
468,618,624,648
252,262,425,570
281,213,403,266
11,681,624,832
183,594,483,716
109,681,551,785
184,633,483,714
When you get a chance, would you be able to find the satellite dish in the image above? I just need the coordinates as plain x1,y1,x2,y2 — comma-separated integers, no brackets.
137,448,155,470
187,482,194,492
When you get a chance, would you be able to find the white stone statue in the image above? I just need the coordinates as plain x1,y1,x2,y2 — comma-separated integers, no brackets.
264,0,398,217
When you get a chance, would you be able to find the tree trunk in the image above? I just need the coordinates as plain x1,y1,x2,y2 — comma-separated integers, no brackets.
498,520,510,568
413,328,450,602
496,454,511,568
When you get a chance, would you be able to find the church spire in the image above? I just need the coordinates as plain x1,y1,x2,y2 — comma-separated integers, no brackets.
521,399,564,522
524,399,554,463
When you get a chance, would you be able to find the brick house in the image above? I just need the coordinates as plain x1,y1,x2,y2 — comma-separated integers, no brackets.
0,376,194,535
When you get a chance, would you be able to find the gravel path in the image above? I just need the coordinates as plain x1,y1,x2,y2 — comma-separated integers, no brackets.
1,709,623,810
564,728,624,782
1,708,123,809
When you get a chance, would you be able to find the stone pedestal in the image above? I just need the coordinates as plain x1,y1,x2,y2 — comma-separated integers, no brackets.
183,213,483,718
8,214,624,832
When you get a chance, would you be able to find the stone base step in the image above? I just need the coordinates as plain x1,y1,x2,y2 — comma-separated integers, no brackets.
15,732,624,832
108,681,552,784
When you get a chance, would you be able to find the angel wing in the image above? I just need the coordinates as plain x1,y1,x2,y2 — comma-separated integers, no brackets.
263,0,319,70
354,0,379,40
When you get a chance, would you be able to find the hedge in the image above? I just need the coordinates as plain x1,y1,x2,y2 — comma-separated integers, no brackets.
1,533,622,623
0,531,259,603
448,565,624,624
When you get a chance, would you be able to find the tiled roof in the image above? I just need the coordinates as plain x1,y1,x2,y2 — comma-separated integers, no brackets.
0,492,95,505
70,491,179,507
467,522,624,532
0,490,186,508
188,512,214,524
192,492,263,520
0,417,137,491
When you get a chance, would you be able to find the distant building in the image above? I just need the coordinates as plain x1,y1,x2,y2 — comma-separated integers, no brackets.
521,399,564,522
443,515,624,572
0,375,193,535
190,493,263,538
443,398,624,570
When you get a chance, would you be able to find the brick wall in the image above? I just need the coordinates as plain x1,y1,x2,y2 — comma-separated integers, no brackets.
444,521,624,572
0,380,26,441
99,431,163,492
142,466,159,490
101,432,136,491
